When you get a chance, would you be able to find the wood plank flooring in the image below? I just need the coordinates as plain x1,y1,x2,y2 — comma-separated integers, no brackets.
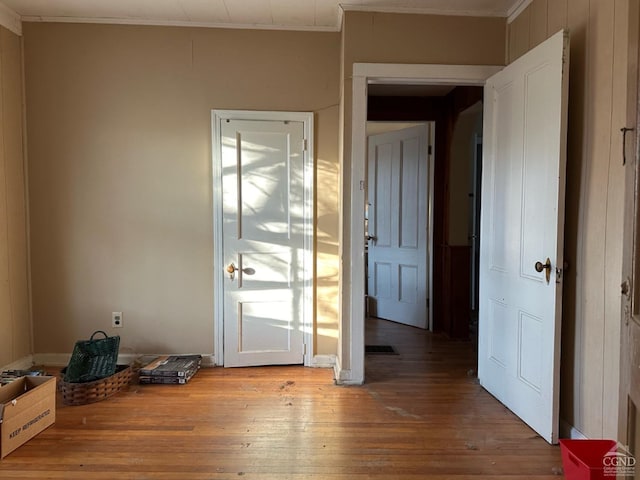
0,318,565,479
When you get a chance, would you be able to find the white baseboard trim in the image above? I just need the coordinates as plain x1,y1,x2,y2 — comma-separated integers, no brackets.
560,419,588,439
333,357,363,385
33,352,333,370
33,353,71,367
33,353,217,368
199,355,216,367
311,354,336,368
1,355,35,371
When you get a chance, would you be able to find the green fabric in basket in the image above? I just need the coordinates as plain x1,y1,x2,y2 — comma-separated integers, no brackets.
64,330,120,383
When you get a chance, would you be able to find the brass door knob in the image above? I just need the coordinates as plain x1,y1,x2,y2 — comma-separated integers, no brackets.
227,262,239,280
534,260,550,272
535,258,552,284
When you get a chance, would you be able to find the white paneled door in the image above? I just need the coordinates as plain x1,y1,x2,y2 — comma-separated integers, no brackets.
367,124,431,329
478,30,569,444
216,113,311,367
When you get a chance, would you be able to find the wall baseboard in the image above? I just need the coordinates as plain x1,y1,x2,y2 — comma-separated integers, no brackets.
333,356,341,383
311,354,336,368
560,419,588,439
1,355,35,371
29,352,327,370
33,353,70,367
333,356,363,385
33,353,217,368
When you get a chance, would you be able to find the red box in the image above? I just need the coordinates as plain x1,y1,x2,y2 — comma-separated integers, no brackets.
560,439,618,480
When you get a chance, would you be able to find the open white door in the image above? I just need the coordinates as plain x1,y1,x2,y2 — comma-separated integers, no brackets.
478,30,569,444
367,124,432,329
214,112,313,368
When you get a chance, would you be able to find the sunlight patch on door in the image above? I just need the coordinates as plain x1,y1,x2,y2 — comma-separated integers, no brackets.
238,251,292,289
239,301,291,353
239,131,290,238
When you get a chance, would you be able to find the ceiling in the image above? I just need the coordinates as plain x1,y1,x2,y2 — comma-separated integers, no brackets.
0,0,526,32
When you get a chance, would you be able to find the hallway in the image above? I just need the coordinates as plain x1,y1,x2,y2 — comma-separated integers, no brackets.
363,317,564,477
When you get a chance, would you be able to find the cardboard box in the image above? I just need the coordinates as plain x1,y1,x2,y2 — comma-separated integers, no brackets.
0,376,56,459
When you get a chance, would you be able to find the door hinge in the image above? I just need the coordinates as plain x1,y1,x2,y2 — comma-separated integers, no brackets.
303,344,307,355
360,180,365,190
428,145,433,155
427,298,430,308
302,139,308,151
621,127,634,165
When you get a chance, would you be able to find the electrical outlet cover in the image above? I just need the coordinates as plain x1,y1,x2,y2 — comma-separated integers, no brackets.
112,312,123,328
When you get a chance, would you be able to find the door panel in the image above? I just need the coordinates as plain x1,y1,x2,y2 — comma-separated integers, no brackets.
479,30,569,444
221,119,305,367
239,300,291,352
400,138,421,249
399,265,418,303
367,124,431,329
518,312,543,391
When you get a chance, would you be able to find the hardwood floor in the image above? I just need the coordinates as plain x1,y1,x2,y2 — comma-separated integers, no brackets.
0,318,564,479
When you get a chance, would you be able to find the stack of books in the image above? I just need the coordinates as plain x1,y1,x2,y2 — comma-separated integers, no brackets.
138,355,201,384
1,369,45,386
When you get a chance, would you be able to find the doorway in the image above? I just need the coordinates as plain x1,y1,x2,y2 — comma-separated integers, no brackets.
364,94,482,360
340,63,501,386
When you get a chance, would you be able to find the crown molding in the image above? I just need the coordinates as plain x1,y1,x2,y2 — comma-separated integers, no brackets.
507,0,533,24
21,15,341,32
10,1,522,35
340,3,508,18
0,2,21,35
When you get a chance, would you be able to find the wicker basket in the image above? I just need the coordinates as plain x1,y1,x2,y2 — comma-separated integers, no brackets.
64,330,120,383
58,365,132,406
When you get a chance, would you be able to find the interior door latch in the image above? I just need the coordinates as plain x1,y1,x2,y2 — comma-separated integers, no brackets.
535,257,552,284
227,262,239,281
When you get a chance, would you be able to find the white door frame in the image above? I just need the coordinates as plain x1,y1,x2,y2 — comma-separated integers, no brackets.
343,64,502,384
212,110,315,367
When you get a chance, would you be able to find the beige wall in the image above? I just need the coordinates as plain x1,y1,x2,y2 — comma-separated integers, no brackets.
338,11,506,370
508,0,635,439
342,12,506,76
22,23,341,359
0,26,30,368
